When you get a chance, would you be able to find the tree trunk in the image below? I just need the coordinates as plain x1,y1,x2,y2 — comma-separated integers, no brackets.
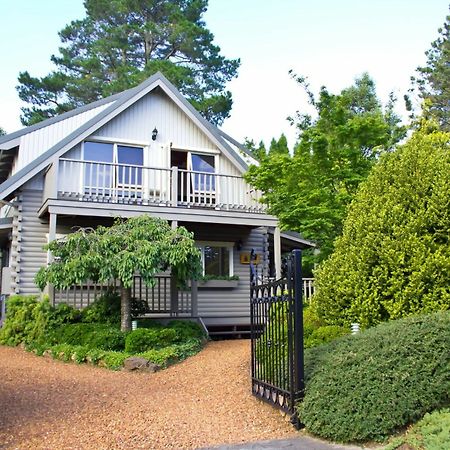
120,285,132,332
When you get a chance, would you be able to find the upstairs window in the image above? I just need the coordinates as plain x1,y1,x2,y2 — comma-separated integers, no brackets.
83,141,143,195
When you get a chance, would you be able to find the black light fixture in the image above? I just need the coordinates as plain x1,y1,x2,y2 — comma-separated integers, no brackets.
236,239,243,251
152,127,158,141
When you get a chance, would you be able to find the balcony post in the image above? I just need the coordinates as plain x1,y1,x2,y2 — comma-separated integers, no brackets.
171,166,178,207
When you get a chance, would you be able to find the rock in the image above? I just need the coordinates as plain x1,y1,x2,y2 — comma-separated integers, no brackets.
123,357,160,373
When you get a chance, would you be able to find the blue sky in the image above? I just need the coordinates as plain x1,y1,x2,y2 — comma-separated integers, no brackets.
0,0,448,147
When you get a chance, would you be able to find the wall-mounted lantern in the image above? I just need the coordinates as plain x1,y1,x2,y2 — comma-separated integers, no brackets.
152,127,158,141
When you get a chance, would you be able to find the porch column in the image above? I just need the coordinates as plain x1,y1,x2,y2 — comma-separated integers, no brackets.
191,279,198,317
274,225,282,279
171,220,178,229
45,213,57,303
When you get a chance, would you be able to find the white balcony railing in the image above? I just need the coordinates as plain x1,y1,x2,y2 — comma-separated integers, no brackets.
58,158,266,213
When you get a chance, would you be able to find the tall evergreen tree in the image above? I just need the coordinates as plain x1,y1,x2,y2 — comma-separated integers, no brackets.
17,0,240,126
409,12,450,130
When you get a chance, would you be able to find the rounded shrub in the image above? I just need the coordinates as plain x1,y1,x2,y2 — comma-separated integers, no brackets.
49,323,125,351
304,325,349,348
313,129,450,327
81,290,121,324
298,311,450,443
125,328,178,353
167,320,205,341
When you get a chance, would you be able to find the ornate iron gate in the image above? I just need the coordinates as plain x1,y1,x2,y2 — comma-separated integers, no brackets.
250,249,305,427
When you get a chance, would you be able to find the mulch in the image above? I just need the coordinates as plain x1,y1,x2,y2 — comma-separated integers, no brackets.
0,340,297,449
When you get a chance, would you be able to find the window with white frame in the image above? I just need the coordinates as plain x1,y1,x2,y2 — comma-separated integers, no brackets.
197,242,233,277
83,141,144,195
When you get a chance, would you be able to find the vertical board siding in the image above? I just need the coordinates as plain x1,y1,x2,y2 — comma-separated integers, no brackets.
95,90,220,157
17,188,48,295
14,103,112,174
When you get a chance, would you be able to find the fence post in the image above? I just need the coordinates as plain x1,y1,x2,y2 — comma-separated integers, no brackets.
292,249,305,429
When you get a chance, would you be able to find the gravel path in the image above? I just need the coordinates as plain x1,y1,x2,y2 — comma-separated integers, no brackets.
0,341,298,449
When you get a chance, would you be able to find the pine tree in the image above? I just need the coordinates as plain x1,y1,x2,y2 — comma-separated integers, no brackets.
17,0,240,126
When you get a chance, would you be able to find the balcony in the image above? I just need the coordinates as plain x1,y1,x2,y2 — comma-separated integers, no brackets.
56,158,266,213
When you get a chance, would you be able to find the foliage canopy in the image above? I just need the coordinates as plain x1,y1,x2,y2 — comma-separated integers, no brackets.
313,126,450,327
246,73,405,269
410,13,450,130
36,216,201,331
17,0,240,126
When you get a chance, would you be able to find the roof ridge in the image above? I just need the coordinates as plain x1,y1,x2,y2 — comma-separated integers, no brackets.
0,72,249,199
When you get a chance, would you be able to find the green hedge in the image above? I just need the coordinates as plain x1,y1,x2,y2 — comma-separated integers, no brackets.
48,323,126,351
313,129,450,327
0,295,80,346
298,311,450,443
125,328,178,352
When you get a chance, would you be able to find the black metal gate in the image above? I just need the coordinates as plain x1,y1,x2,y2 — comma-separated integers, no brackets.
250,249,305,427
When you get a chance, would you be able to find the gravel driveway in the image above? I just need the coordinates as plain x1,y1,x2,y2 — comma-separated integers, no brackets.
0,340,297,449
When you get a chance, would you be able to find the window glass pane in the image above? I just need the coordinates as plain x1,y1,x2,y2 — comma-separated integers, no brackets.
83,142,113,194
84,142,113,162
191,154,215,191
204,246,229,277
117,146,143,185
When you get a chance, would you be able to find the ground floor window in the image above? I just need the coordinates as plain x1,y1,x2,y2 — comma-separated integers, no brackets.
197,242,233,277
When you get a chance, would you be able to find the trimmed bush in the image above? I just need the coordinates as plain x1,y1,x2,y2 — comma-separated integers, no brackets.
313,129,450,327
48,323,125,351
0,296,80,346
298,311,450,443
304,325,349,348
125,328,178,353
167,320,205,341
81,290,121,324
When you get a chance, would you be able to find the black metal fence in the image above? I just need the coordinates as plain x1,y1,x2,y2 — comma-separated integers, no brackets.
250,249,305,427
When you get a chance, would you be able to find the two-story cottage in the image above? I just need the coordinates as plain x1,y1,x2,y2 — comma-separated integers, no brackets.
0,72,314,333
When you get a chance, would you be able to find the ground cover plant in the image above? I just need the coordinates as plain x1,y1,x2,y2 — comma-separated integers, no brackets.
0,295,206,370
298,311,450,443
385,408,450,450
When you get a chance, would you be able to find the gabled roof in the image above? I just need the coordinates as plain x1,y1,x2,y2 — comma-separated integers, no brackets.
0,72,249,200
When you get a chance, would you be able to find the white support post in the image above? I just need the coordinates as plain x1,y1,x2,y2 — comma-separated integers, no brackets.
171,220,178,230
171,166,178,207
274,225,282,279
45,213,57,302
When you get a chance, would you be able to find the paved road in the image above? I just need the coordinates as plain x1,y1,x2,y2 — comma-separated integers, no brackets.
202,435,364,450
